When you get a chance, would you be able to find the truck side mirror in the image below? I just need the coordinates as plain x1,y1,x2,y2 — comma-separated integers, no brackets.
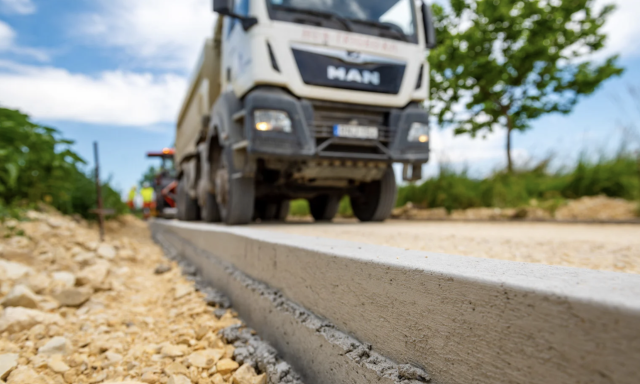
212,0,258,31
421,1,437,49
213,0,232,14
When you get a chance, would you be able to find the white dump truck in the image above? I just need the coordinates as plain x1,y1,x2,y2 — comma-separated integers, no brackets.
175,0,436,225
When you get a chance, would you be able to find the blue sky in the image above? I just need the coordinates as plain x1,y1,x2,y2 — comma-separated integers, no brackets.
1,0,639,194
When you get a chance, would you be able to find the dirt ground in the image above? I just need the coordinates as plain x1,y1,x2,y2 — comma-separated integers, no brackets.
256,220,640,274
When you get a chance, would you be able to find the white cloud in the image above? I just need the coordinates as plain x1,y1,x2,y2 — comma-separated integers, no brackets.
595,0,640,58
0,20,49,61
0,0,35,15
78,0,215,71
0,20,15,49
0,61,187,127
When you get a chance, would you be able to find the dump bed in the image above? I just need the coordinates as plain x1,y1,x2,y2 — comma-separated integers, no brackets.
175,33,222,165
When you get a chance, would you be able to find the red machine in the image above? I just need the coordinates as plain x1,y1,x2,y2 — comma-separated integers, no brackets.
147,148,178,218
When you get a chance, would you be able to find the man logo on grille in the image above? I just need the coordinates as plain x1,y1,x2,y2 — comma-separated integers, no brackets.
327,66,380,86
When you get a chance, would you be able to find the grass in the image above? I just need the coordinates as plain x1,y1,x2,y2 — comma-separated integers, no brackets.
397,153,640,212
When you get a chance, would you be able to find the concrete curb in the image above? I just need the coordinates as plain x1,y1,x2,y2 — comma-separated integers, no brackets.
150,220,640,384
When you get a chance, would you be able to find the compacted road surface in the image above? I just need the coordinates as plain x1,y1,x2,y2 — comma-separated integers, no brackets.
255,220,640,274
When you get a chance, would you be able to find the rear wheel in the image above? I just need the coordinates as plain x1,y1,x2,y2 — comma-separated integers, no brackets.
351,167,397,222
310,195,340,222
177,178,200,221
201,192,221,223
215,148,255,225
255,199,290,222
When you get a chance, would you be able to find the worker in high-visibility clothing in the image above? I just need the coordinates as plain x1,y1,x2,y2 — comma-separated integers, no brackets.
127,186,137,211
140,182,156,219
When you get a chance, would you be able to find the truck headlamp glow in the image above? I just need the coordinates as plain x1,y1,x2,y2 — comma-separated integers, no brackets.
407,122,430,143
254,110,292,133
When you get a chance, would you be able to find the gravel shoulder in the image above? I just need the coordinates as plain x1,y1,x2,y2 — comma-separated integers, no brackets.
255,220,640,274
0,212,268,384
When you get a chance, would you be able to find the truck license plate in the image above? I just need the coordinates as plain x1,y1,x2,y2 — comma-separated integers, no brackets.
333,125,379,140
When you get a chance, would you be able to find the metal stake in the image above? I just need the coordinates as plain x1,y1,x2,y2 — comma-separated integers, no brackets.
94,142,105,242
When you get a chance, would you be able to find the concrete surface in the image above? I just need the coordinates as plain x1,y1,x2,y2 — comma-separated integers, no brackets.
257,220,640,273
151,220,640,384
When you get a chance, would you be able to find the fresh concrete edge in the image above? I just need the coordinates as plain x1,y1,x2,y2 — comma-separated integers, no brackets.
153,229,431,384
151,220,640,384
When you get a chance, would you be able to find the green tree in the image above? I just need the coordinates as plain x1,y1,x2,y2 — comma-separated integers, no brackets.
139,166,158,187
0,108,83,204
0,108,127,218
429,0,624,172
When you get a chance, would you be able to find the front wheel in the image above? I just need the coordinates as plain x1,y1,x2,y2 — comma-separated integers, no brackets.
351,167,397,222
215,148,255,225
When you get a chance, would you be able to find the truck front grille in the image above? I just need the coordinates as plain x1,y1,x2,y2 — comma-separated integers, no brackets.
309,100,393,142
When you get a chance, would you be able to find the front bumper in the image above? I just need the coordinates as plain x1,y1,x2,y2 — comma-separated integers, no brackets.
242,88,430,164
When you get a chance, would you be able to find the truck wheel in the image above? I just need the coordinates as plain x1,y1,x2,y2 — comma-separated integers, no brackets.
155,193,165,219
277,200,290,222
215,148,255,225
201,192,221,223
310,195,340,222
177,179,200,221
351,167,397,222
255,200,290,222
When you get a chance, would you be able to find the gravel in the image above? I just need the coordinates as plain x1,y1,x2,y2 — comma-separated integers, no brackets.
0,212,269,384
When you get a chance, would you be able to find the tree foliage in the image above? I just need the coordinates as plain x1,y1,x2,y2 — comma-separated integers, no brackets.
429,0,624,171
0,108,127,218
139,166,158,187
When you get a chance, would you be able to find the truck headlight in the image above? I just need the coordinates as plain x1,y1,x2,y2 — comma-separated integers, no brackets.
407,122,429,143
254,110,292,133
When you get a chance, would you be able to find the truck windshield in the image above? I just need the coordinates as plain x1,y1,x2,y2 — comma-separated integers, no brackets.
267,0,417,43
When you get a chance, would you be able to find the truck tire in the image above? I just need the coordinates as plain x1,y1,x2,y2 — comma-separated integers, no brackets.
310,195,340,222
255,200,290,222
277,200,290,222
351,167,397,222
215,148,255,225
177,179,200,221
155,192,165,218
201,192,221,223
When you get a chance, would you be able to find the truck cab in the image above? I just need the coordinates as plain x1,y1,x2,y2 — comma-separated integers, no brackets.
176,0,436,224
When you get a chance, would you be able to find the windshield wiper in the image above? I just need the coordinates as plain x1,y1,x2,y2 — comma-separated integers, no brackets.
272,5,353,32
346,18,409,42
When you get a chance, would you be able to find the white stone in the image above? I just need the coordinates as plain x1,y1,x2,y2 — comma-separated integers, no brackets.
52,271,76,288
46,218,64,228
0,285,40,309
174,284,193,300
97,244,117,260
0,260,33,280
0,307,63,333
38,337,70,356
76,263,109,287
0,354,18,380
47,356,70,373
105,351,122,363
167,375,191,384
53,287,93,307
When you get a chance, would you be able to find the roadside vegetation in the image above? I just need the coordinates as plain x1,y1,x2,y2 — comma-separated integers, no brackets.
0,108,127,221
396,153,640,214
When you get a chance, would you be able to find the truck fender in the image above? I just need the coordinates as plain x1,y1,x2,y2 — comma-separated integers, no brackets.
210,91,243,147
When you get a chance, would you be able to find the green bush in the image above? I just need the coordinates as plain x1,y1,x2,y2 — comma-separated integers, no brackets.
0,108,127,219
397,154,640,212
